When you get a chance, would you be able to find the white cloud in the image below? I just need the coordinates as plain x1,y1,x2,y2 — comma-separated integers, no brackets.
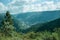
23,4,43,12
56,2,60,9
0,2,8,13
23,1,60,12
7,0,25,14
42,1,57,10
0,0,60,14
24,0,37,4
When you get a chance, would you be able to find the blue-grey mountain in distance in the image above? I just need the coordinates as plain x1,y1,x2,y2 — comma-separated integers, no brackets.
13,10,60,25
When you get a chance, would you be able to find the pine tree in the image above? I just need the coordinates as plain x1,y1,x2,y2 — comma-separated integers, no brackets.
1,11,15,36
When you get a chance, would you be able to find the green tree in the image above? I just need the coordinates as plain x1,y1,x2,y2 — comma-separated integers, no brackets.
1,11,15,36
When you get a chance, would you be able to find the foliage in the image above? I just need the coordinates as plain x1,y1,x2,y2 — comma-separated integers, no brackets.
0,11,15,37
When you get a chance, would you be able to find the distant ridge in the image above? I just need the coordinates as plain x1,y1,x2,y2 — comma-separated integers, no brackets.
13,10,60,25
24,18,60,33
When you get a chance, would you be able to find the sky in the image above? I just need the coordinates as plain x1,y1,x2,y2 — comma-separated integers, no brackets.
0,0,60,14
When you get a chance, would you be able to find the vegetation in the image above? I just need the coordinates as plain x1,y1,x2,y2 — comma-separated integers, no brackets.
0,11,60,40
0,28,60,40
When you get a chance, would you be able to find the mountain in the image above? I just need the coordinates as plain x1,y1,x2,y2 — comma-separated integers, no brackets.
13,18,30,32
0,13,30,32
0,13,5,26
13,10,60,25
0,10,60,32
24,18,60,33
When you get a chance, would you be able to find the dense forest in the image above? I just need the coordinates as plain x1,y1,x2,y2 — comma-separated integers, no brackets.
0,11,60,40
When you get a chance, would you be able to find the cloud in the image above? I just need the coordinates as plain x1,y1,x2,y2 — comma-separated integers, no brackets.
7,0,25,14
0,0,60,14
41,1,57,10
23,4,42,12
0,2,8,13
56,2,60,9
23,1,60,12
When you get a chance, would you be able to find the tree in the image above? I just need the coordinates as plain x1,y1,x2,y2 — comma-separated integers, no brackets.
1,11,15,36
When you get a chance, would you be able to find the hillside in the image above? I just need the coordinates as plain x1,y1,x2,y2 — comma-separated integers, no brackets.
0,10,60,31
13,10,60,25
24,18,60,32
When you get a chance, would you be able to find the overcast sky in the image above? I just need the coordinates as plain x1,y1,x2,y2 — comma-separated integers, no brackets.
0,0,60,14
